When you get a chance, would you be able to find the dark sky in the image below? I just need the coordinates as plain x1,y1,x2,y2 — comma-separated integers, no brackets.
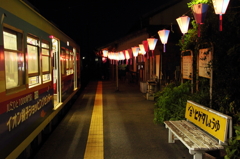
27,0,174,55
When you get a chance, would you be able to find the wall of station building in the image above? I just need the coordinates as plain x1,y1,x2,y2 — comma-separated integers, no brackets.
149,0,190,26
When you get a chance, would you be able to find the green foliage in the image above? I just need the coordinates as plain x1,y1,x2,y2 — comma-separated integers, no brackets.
224,113,240,159
178,20,198,51
177,0,240,157
187,0,211,8
154,81,210,124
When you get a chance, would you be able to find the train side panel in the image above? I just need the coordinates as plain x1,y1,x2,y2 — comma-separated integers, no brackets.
0,0,81,158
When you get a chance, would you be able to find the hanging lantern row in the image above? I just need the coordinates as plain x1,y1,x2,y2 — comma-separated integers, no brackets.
101,1,231,61
101,31,169,63
176,0,230,37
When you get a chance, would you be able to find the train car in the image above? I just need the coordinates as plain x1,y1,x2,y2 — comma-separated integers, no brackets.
0,0,81,158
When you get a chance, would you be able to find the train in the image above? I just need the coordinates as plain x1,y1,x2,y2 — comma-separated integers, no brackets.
0,0,81,158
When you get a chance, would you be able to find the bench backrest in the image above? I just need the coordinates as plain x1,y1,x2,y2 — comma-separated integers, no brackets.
185,100,232,144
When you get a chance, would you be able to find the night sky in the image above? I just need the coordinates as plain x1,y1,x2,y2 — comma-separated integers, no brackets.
27,0,175,56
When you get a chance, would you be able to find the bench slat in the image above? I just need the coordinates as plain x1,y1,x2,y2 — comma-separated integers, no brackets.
164,121,199,150
170,121,210,150
164,120,224,151
170,121,223,150
183,121,223,149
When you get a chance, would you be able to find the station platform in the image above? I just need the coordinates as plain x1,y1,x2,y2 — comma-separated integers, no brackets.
33,80,214,159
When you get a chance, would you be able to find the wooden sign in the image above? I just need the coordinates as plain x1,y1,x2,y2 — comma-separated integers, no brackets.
198,48,212,78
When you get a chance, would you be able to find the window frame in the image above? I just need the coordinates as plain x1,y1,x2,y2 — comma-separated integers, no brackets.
3,26,26,92
41,40,51,82
27,35,40,86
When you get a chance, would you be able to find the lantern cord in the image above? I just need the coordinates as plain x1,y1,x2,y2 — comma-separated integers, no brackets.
163,44,166,53
219,15,223,31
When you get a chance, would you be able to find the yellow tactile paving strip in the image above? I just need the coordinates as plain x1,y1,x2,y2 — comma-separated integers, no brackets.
84,81,104,159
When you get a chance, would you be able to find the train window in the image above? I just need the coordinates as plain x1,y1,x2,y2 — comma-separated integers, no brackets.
3,28,25,90
27,36,40,86
64,50,74,75
61,48,66,76
41,41,51,82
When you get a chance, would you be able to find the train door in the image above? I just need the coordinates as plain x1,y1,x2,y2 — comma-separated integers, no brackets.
52,38,61,107
73,48,77,90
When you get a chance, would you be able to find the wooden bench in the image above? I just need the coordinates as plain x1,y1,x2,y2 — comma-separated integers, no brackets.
164,100,232,159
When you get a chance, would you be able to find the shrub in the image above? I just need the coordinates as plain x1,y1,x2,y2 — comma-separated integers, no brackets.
154,82,191,124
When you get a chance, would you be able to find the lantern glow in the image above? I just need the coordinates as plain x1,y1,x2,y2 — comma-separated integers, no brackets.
125,50,130,64
147,38,158,57
158,29,170,52
102,50,108,57
176,16,190,35
139,44,146,55
131,47,140,58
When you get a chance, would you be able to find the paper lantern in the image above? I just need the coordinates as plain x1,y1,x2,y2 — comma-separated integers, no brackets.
131,47,140,58
102,50,108,57
192,3,209,37
147,38,158,57
212,0,230,31
158,29,170,52
176,16,190,35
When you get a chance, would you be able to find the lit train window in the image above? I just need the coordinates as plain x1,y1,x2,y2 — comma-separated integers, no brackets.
27,36,40,86
41,41,51,82
3,28,25,90
61,48,66,76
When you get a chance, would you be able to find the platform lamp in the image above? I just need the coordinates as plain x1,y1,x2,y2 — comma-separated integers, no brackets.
212,0,230,31
147,38,158,58
158,29,170,53
192,3,209,37
176,16,190,36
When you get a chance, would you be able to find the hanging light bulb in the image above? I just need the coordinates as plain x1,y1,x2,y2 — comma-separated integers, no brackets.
212,0,230,31
158,29,170,53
